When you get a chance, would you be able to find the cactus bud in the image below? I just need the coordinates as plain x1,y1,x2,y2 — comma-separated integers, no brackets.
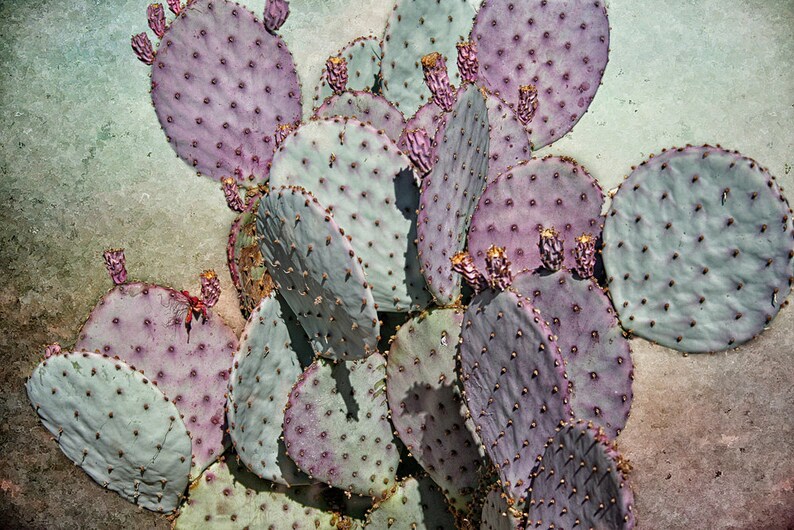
103,248,128,285
456,41,478,84
147,4,166,39
404,128,433,177
325,56,348,95
539,227,564,271
517,85,539,125
263,0,290,34
485,246,513,290
421,52,456,112
166,0,181,15
221,177,245,212
573,233,597,279
44,343,62,359
274,123,295,148
200,270,221,308
131,33,155,65
451,251,488,294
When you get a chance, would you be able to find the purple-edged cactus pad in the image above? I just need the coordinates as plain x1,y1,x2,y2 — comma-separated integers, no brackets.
512,271,634,437
603,145,794,352
472,0,610,148
314,91,406,144
75,282,238,475
283,354,399,498
150,0,301,182
468,156,604,274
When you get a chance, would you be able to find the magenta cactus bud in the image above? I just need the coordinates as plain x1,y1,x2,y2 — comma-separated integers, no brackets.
451,251,488,294
325,56,349,95
404,128,433,176
263,0,290,34
44,343,62,359
485,246,513,291
573,233,597,279
274,123,295,148
147,4,166,39
200,270,221,308
167,0,181,15
456,41,479,84
103,248,128,285
131,33,155,65
421,52,456,112
517,85,539,125
539,227,565,272
221,177,245,212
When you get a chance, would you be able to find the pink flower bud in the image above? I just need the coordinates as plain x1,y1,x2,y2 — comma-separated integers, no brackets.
200,270,221,308
131,33,155,65
44,343,62,359
421,52,456,112
264,0,290,34
167,0,181,15
147,4,166,39
456,41,478,84
325,56,348,95
517,85,539,125
103,248,128,285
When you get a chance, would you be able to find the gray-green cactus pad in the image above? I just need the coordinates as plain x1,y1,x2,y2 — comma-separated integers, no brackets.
364,475,457,529
603,145,794,352
481,487,524,530
417,85,490,305
526,421,636,529
257,186,380,360
386,309,483,510
381,0,480,116
175,459,357,529
26,352,191,513
283,354,399,498
314,91,406,144
227,294,314,485
314,35,383,105
269,118,429,312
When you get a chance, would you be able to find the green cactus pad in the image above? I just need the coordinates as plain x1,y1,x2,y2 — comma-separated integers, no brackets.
283,354,399,498
364,475,457,529
314,91,406,144
257,186,380,360
603,145,794,352
174,459,357,529
269,118,430,313
526,420,636,529
481,487,524,530
314,35,383,106
227,293,314,485
386,309,483,510
417,85,490,305
381,0,480,116
26,352,191,513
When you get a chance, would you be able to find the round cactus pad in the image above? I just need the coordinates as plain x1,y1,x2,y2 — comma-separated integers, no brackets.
283,354,399,498
75,283,238,475
468,156,604,274
227,294,314,485
365,475,457,529
473,0,610,148
460,287,571,503
417,85,490,305
386,309,483,510
269,118,429,312
257,187,380,360
150,0,302,181
512,271,633,437
26,352,192,513
602,145,794,352
526,421,636,529
314,35,383,105
381,0,480,116
314,91,406,144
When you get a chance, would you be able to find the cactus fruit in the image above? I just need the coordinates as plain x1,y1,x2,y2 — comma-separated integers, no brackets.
602,145,794,352
199,270,220,308
538,227,564,272
525,421,636,529
481,487,524,530
26,352,192,513
256,186,380,360
166,0,181,15
468,156,604,274
325,56,349,95
365,475,457,529
131,32,154,65
403,128,434,177
421,52,457,113
573,233,597,279
456,41,479,85
472,0,610,148
451,251,488,295
283,354,399,498
263,0,290,34
314,91,406,144
148,0,302,182
485,245,513,291
386,309,484,510
103,248,127,285
146,3,166,39
516,85,538,126
220,177,245,212
314,35,383,105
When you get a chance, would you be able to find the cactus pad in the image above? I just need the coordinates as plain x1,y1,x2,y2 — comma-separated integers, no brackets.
472,0,610,148
227,195,273,318
365,475,457,529
314,91,406,144
227,294,314,485
283,354,399,498
417,85,490,305
483,90,533,180
468,156,604,274
314,35,383,105
75,282,237,475
257,186,380,360
481,487,524,530
150,0,302,182
386,309,483,510
602,145,794,352
26,352,191,513
269,118,429,313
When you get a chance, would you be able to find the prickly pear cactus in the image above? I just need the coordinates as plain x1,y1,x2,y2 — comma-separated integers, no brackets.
314,91,406,144
365,475,457,529
314,35,383,105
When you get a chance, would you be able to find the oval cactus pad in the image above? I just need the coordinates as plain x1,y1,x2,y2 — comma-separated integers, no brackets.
76,282,237,475
227,294,314,485
150,0,302,182
26,352,192,513
283,354,399,498
257,186,380,360
314,35,383,105
603,145,794,352
269,118,428,312
472,0,610,148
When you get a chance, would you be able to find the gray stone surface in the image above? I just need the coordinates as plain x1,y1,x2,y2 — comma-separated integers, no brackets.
0,0,791,528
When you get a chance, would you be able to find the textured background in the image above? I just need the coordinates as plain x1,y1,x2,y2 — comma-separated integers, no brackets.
1,0,792,528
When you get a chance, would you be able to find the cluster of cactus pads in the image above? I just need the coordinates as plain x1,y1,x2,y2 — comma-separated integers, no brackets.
27,0,793,528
